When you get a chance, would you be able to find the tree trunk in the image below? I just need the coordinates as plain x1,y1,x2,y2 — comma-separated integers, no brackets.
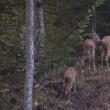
35,0,45,79
24,0,35,110
36,0,45,59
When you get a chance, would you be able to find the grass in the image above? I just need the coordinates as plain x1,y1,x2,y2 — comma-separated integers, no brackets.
0,67,110,110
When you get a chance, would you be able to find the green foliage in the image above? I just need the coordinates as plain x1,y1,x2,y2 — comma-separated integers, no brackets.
78,0,107,33
0,0,109,78
0,0,25,77
0,1,110,110
96,0,110,36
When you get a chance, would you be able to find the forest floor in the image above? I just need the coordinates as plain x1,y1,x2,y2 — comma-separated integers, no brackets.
0,67,110,110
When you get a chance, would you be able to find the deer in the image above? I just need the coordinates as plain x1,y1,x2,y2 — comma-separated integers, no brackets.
64,62,84,102
101,36,110,70
83,33,101,70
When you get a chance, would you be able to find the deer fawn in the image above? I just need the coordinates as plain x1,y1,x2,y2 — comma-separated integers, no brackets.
83,33,101,70
64,63,84,102
101,36,110,70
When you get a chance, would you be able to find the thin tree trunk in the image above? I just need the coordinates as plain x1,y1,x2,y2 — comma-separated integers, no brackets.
24,0,35,110
35,0,45,60
35,0,45,79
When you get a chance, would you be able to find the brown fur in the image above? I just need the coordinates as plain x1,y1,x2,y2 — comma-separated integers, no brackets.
83,39,96,70
101,36,110,70
64,65,83,101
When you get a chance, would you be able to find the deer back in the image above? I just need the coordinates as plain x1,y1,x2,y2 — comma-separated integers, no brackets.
83,39,96,56
64,67,76,81
101,36,110,55
64,67,77,94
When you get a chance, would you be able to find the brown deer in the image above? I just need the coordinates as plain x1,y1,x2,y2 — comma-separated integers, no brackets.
101,36,110,70
83,33,101,70
64,63,84,102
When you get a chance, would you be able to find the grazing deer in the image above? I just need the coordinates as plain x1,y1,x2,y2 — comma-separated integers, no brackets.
101,36,110,70
83,33,101,70
64,63,84,102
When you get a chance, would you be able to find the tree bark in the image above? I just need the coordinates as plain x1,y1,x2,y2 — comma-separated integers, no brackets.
35,0,45,61
35,0,45,77
24,0,35,110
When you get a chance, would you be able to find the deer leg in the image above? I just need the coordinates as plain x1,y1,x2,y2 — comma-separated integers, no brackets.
88,56,91,70
83,56,86,66
92,56,96,71
66,92,72,104
101,57,103,69
105,56,109,70
68,92,71,103
74,83,76,95
66,81,72,102
101,53,104,69
101,48,106,69
73,79,77,95
82,57,85,66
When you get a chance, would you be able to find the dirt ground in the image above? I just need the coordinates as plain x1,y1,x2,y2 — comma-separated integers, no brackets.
0,68,110,110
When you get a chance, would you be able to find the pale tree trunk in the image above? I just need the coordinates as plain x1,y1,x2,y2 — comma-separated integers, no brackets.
24,0,35,110
35,0,45,61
